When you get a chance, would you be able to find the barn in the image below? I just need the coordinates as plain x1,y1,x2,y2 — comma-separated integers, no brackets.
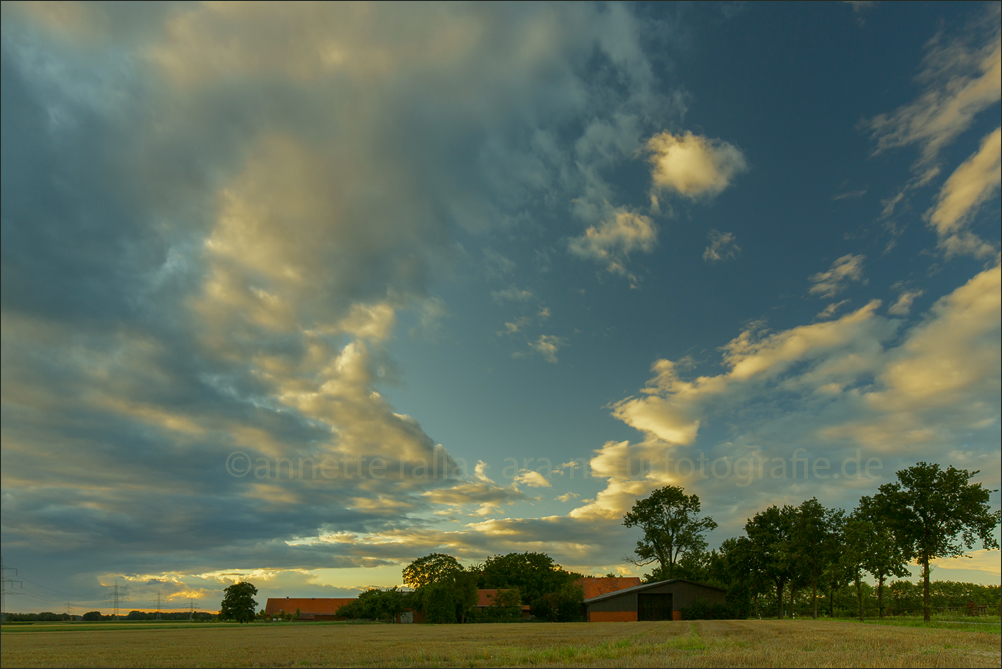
264,597,355,621
582,579,725,622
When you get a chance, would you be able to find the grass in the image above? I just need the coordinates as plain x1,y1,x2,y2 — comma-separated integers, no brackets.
2,619,999,667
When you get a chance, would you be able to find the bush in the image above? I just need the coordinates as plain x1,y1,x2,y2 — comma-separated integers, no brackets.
680,599,734,620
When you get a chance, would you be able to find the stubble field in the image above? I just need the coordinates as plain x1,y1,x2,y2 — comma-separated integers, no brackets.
1,619,999,668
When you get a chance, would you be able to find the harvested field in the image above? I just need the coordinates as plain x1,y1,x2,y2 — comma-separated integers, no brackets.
1,619,999,667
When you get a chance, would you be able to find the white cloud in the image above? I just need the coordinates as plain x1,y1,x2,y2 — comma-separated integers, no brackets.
703,229,740,263
646,131,747,198
864,6,1001,169
808,254,867,298
888,289,924,316
513,470,551,488
528,335,567,364
567,208,657,280
491,286,535,304
816,300,850,321
926,127,1001,259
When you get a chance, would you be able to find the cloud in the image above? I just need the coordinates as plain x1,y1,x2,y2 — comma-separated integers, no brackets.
926,127,1001,259
832,189,867,201
863,5,1001,170
646,131,747,198
888,289,924,316
702,229,740,263
568,265,999,539
491,286,535,304
808,254,867,298
816,300,851,321
527,335,567,364
513,470,551,488
567,208,657,280
0,2,688,586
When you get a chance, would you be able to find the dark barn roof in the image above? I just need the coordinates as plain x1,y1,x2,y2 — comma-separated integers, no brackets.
583,578,725,604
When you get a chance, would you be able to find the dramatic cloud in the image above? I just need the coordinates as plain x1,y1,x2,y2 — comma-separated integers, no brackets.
0,1,685,598
646,131,747,198
808,254,867,298
926,127,1001,258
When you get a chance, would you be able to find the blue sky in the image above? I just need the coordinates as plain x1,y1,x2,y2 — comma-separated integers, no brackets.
1,1,999,614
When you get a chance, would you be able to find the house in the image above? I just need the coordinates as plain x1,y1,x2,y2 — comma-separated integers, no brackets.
582,579,725,622
264,597,355,621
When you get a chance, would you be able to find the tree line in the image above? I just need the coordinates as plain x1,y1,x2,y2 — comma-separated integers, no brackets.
624,462,999,621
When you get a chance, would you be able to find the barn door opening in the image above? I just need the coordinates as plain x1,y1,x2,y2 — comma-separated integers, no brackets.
638,593,674,621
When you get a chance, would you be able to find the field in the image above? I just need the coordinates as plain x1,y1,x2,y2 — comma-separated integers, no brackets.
2,619,999,668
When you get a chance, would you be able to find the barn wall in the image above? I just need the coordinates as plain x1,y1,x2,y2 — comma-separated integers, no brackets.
668,582,726,610
589,610,638,622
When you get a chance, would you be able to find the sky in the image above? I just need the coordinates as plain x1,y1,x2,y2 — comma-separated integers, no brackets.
1,1,1000,615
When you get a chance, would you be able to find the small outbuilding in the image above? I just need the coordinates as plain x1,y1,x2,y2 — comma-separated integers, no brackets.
582,578,725,622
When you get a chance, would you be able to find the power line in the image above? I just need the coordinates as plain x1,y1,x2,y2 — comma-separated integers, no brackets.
1,557,24,624
104,580,128,621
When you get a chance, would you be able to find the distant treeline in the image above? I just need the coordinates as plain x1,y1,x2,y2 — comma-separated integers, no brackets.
3,610,217,622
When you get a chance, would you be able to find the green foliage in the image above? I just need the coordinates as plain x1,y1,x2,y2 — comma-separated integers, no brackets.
623,486,717,580
680,599,734,620
479,552,572,606
870,462,1001,621
82,611,103,621
530,582,585,622
402,553,463,589
219,582,258,623
336,587,405,621
744,504,797,618
424,583,458,624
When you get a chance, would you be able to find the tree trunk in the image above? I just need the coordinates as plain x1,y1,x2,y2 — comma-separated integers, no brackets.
877,575,884,619
829,583,835,618
776,582,784,619
922,557,930,623
789,584,797,619
812,580,818,619
855,576,863,622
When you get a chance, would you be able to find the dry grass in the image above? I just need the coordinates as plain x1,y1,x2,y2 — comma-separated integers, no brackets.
1,619,999,667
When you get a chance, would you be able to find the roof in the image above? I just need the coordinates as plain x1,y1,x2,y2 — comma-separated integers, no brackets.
264,597,355,615
476,589,530,610
582,579,726,604
574,577,642,600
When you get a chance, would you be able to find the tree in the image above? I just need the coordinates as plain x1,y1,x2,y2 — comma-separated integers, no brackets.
744,504,796,619
403,553,463,589
479,552,571,606
219,582,258,623
622,486,717,580
871,463,1001,621
790,498,836,619
855,496,910,618
337,587,405,622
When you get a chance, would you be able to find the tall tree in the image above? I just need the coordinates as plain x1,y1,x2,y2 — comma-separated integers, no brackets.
791,498,833,619
219,582,258,623
744,504,796,619
479,552,570,605
855,496,910,618
402,553,463,589
871,463,1001,622
622,486,717,580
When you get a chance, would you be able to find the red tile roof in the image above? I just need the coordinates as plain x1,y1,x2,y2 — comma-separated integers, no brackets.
574,577,642,600
476,589,529,610
264,597,355,616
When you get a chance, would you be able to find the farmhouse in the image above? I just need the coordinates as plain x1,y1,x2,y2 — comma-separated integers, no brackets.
582,579,725,622
264,597,355,621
